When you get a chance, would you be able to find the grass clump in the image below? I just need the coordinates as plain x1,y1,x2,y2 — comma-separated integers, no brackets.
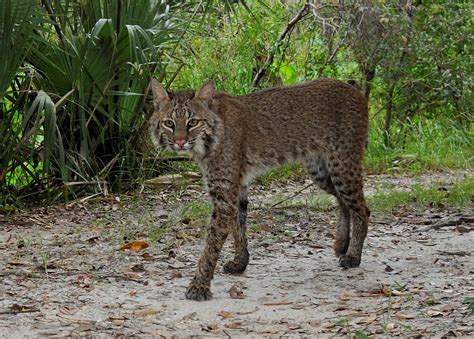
369,176,473,212
365,119,473,174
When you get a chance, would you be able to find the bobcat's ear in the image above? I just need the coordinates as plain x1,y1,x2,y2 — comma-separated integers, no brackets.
195,80,215,101
151,79,170,104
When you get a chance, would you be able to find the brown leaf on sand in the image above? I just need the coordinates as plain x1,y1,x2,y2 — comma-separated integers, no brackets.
356,314,377,324
119,240,149,251
168,270,182,279
76,273,92,288
141,253,154,261
224,322,245,329
218,311,234,319
58,305,76,315
135,309,160,316
396,311,415,320
202,324,219,332
228,282,245,299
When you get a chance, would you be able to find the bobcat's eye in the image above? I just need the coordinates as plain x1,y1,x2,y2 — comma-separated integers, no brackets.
163,120,174,128
188,119,199,128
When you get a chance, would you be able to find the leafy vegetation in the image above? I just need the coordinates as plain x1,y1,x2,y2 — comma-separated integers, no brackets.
369,176,474,212
1,0,472,209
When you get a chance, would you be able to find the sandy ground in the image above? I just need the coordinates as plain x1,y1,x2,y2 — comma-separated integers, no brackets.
1,170,473,337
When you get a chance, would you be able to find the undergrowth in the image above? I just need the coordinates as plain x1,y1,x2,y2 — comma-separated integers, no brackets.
369,176,473,212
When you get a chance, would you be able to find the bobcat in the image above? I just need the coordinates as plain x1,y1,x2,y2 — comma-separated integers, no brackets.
149,78,370,301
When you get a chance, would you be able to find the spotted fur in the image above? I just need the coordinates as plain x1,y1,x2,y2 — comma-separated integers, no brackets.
150,79,370,301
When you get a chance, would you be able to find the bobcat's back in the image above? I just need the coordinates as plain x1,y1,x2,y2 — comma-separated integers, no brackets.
214,79,368,179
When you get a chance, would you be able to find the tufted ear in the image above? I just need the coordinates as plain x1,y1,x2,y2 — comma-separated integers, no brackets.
195,80,215,101
150,79,170,104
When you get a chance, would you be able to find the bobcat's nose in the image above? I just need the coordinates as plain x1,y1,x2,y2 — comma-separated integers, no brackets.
175,139,187,147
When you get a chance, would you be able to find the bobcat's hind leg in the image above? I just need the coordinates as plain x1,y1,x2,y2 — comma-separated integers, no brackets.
328,161,369,268
306,157,351,257
223,185,250,274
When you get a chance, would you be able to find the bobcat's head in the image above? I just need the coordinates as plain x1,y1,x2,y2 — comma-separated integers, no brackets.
149,80,221,157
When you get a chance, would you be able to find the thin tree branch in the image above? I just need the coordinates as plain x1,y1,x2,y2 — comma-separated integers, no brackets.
251,3,310,89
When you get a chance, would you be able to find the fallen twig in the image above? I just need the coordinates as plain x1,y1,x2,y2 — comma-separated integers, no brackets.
420,218,469,232
270,183,313,208
0,307,40,315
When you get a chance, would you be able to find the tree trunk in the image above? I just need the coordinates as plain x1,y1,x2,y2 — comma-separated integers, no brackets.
361,64,376,102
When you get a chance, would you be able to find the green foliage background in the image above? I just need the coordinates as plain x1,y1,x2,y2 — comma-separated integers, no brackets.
1,0,472,208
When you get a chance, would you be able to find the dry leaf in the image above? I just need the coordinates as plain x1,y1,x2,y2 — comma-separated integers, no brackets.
427,309,443,317
136,309,160,316
182,312,197,320
437,302,462,312
111,319,125,326
309,319,321,327
119,240,149,251
455,225,471,233
228,282,245,299
58,305,75,315
131,264,145,272
169,270,182,279
218,311,233,319
356,314,377,324
224,322,244,329
76,273,92,288
141,253,154,261
395,311,415,320
202,324,219,332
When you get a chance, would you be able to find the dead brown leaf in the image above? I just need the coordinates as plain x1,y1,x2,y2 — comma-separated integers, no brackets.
395,311,415,320
287,323,301,330
224,322,245,329
168,270,183,279
218,311,233,319
202,324,219,332
111,318,125,326
58,305,75,315
135,309,160,316
76,273,92,289
456,224,471,233
436,302,462,312
228,282,245,299
141,253,154,261
119,240,149,251
356,314,377,324
426,309,444,317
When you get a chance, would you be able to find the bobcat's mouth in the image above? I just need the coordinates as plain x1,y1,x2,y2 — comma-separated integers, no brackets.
171,140,194,152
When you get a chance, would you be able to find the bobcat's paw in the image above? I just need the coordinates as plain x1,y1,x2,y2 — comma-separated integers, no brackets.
333,239,349,257
185,283,212,301
339,255,361,268
223,260,248,274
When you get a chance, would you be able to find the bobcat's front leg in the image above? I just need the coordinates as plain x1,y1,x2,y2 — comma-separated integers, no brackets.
186,182,239,301
223,185,249,274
